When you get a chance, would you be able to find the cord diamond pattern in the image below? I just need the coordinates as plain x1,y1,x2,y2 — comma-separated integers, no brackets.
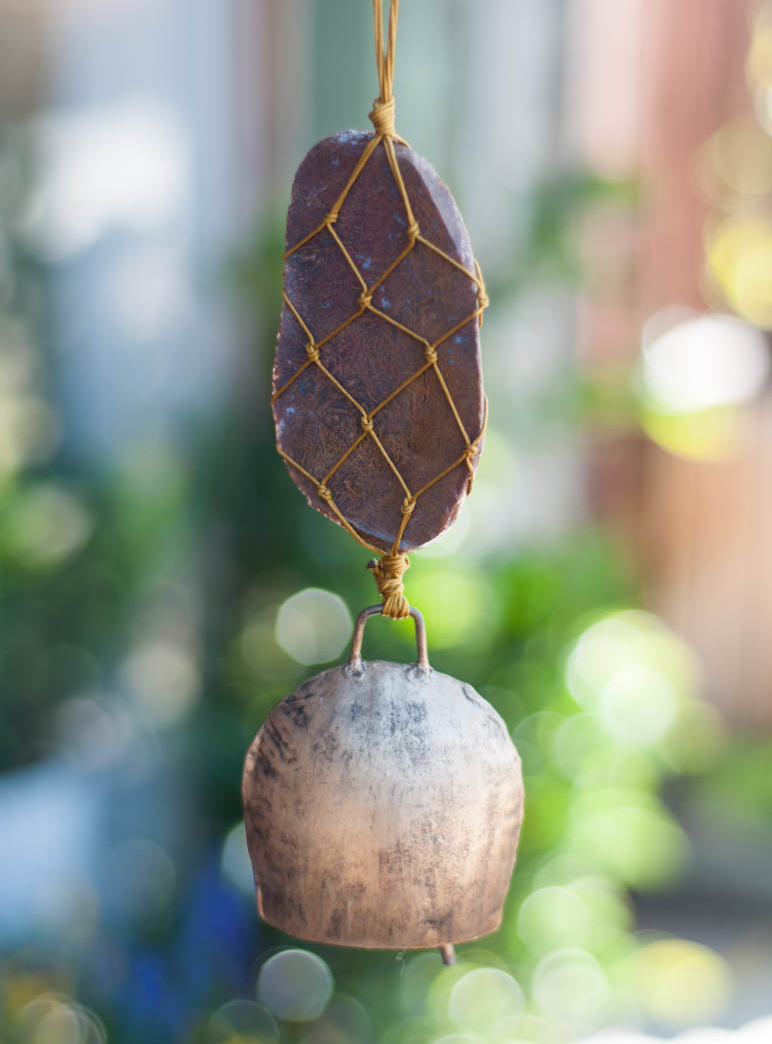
273,131,488,560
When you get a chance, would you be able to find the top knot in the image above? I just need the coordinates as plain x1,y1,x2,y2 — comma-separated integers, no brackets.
369,96,396,137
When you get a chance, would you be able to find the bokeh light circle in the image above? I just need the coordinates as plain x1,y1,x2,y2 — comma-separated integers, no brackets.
636,309,769,461
565,610,697,749
257,949,333,1022
208,999,279,1043
517,885,591,953
703,118,772,197
122,639,201,725
707,219,772,329
448,967,524,1032
600,665,678,745
14,995,106,1044
568,792,689,889
6,483,92,568
32,1005,82,1044
532,948,610,1027
626,938,732,1027
641,312,769,411
275,588,352,664
300,993,371,1044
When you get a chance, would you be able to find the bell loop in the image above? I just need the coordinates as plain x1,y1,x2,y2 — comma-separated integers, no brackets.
347,603,429,675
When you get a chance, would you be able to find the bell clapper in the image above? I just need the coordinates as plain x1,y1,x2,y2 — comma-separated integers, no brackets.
440,943,456,966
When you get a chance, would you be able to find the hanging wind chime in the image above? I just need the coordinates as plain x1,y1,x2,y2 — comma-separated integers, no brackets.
242,0,524,965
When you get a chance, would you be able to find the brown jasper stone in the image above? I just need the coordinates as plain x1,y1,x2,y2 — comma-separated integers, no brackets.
273,130,485,553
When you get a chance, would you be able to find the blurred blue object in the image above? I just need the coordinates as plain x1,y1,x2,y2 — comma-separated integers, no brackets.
0,757,99,948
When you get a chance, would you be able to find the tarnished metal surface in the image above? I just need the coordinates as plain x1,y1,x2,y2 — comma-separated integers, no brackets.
273,130,485,553
242,658,523,950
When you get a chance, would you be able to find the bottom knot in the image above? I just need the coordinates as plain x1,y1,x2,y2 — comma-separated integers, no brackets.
317,484,332,502
367,551,410,619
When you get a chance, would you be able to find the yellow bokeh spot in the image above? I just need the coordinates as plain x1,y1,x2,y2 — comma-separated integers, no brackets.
704,118,772,196
636,310,769,461
707,217,772,329
625,939,732,1027
4,977,60,1021
639,400,740,462
748,5,772,87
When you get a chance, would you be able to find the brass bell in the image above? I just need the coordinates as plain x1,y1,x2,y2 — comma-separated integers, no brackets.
242,605,524,963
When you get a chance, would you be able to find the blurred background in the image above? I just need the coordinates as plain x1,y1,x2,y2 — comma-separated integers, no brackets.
1,0,772,1041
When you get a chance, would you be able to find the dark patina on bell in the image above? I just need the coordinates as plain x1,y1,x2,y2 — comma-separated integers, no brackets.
242,606,524,961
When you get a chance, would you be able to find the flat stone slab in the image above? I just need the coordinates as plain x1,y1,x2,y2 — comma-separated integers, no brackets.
273,130,485,553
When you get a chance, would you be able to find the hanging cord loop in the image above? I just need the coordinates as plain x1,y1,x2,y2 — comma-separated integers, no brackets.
370,0,399,136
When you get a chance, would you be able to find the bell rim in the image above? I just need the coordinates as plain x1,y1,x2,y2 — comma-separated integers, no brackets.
255,899,505,952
